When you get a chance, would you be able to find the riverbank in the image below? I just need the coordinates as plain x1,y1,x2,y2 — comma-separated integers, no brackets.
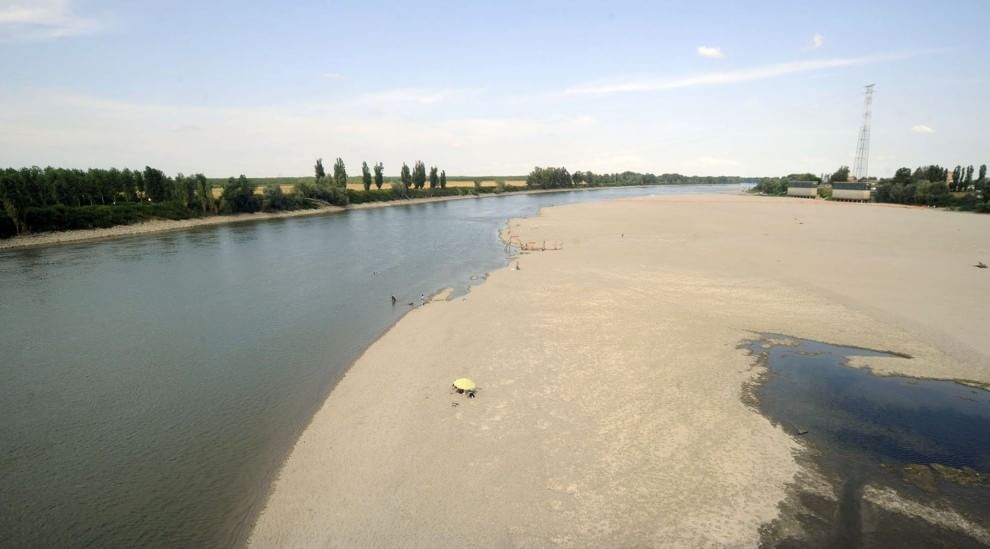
249,194,989,546
0,205,346,251
0,185,675,251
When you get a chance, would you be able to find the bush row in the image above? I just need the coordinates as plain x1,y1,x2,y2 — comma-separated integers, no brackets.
21,203,199,234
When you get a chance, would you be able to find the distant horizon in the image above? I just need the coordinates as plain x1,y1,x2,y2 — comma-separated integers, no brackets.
2,1,987,177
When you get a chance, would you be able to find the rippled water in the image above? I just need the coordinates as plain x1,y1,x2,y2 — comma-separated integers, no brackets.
0,185,724,547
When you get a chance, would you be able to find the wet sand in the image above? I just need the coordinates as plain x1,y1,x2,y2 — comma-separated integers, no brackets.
249,194,990,547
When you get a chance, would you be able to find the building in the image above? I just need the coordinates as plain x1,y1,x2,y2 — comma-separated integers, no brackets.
832,181,871,202
786,180,817,198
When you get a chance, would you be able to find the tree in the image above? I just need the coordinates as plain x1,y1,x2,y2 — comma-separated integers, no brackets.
925,165,946,183
333,157,347,188
892,167,913,185
143,166,170,202
964,165,974,188
361,161,372,191
830,166,850,183
429,166,438,189
400,163,412,190
195,173,216,214
262,185,287,211
314,158,326,183
174,173,197,209
952,166,962,191
526,166,572,189
0,169,30,234
221,175,261,213
374,162,384,189
440,170,447,189
979,164,987,183
413,161,426,190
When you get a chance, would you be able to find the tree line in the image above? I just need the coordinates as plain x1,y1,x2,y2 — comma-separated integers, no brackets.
526,167,752,190
874,163,989,210
1,159,753,238
0,166,321,237
750,162,990,212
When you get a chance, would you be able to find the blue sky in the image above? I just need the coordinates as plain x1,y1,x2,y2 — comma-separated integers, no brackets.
1,0,987,177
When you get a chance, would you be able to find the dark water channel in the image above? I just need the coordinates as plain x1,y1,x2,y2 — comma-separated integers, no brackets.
0,185,725,547
750,335,990,548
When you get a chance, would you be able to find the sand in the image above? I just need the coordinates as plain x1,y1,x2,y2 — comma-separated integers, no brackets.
249,194,990,547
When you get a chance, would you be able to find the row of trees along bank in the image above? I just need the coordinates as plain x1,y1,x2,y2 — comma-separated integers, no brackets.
0,167,319,237
1,160,751,238
750,163,990,212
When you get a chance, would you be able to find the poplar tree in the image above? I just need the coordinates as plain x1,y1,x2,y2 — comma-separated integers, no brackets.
361,161,372,191
374,162,384,189
333,158,347,188
440,170,447,189
429,166,438,189
400,163,412,190
314,158,326,183
413,161,426,189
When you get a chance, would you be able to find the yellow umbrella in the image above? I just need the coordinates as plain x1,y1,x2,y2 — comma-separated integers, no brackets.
453,378,477,391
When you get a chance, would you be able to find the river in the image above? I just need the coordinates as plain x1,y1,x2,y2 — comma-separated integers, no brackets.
0,185,728,547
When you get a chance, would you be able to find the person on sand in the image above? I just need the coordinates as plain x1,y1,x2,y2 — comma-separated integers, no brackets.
420,293,426,304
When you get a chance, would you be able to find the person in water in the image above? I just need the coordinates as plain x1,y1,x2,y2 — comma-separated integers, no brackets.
391,295,397,305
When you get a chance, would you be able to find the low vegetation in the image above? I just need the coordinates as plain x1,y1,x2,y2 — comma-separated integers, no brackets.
1,158,752,238
749,163,990,212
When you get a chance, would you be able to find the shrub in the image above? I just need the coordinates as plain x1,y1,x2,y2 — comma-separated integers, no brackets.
22,202,197,233
817,187,832,200
220,176,261,213
297,181,349,206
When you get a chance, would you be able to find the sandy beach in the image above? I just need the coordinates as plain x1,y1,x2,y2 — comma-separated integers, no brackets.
249,194,990,547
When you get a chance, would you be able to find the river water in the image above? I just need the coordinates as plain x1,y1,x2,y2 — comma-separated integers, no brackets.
0,185,725,547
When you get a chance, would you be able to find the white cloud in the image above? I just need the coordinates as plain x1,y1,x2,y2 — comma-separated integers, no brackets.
560,53,905,96
352,87,476,106
0,0,101,40
0,90,593,176
321,72,346,81
911,124,935,133
810,33,825,49
697,46,725,59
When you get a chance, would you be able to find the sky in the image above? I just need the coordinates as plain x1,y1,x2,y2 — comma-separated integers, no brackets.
0,0,988,178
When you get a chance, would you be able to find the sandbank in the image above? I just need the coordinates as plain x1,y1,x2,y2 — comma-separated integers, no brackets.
249,194,989,546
